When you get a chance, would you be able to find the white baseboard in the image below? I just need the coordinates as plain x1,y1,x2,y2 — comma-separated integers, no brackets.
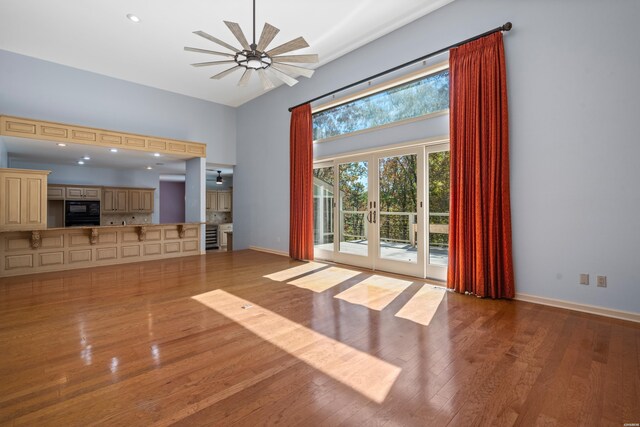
249,246,289,258
515,292,640,323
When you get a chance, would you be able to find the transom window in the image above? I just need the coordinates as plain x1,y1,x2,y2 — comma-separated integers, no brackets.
312,68,449,141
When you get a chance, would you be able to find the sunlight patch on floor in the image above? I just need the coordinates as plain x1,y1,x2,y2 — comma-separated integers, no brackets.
333,275,413,311
263,262,328,282
287,266,361,293
395,285,446,325
192,290,401,403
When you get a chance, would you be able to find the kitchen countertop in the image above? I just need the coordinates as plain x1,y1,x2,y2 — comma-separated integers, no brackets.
42,222,204,231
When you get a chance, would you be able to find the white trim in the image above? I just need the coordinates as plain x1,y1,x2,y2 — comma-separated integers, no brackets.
515,292,640,323
314,134,449,163
249,246,289,258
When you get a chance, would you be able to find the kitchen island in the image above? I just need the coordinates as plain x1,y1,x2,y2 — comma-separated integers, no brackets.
0,222,203,277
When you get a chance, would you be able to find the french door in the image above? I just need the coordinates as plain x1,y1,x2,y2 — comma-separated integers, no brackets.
313,143,449,280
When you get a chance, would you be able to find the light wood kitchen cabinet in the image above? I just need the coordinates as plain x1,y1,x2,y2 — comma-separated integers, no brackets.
65,186,101,200
217,191,232,212
206,190,231,212
219,223,233,247
47,185,65,200
0,168,49,231
206,191,218,212
102,188,129,213
129,189,154,213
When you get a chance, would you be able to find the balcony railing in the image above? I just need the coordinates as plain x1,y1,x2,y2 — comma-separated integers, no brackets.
317,211,449,246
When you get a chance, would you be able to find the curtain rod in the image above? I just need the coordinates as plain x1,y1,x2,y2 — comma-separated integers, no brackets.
288,22,512,112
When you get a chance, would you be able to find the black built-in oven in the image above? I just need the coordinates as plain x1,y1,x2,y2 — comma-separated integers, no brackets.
65,200,101,227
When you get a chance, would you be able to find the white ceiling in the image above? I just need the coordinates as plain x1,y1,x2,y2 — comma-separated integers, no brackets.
0,0,453,107
3,137,187,174
3,136,234,177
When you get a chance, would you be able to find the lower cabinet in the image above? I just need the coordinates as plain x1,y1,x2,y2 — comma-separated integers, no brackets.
219,223,233,246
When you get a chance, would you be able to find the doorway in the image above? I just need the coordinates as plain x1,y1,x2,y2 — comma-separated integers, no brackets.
313,143,449,280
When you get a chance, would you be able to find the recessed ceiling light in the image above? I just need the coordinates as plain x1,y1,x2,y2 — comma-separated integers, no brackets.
83,156,90,160
146,166,153,170
153,153,160,157
126,14,141,23
77,160,85,165
110,148,118,153
57,143,66,147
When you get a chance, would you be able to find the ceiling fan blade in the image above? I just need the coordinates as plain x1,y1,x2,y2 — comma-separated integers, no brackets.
266,36,309,57
238,69,254,86
210,66,242,80
267,67,299,87
224,21,251,51
272,54,319,64
256,23,280,52
193,30,240,53
257,69,275,90
271,63,314,78
184,47,235,58
191,60,236,67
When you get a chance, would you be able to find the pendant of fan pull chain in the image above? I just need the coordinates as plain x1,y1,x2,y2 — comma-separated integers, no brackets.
184,0,318,89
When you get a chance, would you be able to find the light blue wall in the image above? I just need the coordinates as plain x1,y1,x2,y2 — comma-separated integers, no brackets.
0,50,236,165
185,157,206,253
235,0,640,313
0,137,7,168
9,158,162,223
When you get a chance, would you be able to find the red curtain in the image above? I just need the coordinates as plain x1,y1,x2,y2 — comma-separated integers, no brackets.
447,32,515,298
289,104,314,260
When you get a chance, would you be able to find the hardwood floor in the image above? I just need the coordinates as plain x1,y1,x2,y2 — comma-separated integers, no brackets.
0,250,638,426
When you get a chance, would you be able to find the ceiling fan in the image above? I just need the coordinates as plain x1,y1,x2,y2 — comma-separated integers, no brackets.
206,170,224,185
184,0,319,90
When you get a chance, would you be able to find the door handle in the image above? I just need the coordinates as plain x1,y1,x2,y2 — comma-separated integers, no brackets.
366,211,372,223
373,210,376,224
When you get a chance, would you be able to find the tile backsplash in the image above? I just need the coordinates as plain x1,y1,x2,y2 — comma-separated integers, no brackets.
206,212,232,225
102,213,153,226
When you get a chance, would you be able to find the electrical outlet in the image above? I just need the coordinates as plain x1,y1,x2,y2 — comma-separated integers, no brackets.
579,273,589,285
597,276,607,288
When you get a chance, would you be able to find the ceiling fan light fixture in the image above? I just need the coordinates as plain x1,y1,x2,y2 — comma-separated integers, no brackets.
216,170,223,185
185,0,318,89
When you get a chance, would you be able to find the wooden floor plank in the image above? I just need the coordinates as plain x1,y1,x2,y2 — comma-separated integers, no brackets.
0,250,638,425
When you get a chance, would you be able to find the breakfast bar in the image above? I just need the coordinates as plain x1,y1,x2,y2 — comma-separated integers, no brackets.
0,222,203,277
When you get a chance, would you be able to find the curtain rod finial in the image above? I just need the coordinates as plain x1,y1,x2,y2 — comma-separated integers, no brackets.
503,22,513,31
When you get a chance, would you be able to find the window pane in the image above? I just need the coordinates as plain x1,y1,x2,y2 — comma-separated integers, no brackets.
378,154,418,263
313,167,335,248
338,161,368,256
313,69,449,141
428,151,449,266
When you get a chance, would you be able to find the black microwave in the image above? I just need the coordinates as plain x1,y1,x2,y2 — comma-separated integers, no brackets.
65,200,101,227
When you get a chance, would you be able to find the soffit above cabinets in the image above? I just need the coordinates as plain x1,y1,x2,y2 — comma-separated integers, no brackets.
0,0,454,107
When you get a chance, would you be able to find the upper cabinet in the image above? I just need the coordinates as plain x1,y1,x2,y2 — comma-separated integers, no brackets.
0,168,50,231
206,190,231,213
129,189,154,213
102,188,129,213
65,186,101,200
206,191,218,212
47,185,65,200
217,191,232,212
